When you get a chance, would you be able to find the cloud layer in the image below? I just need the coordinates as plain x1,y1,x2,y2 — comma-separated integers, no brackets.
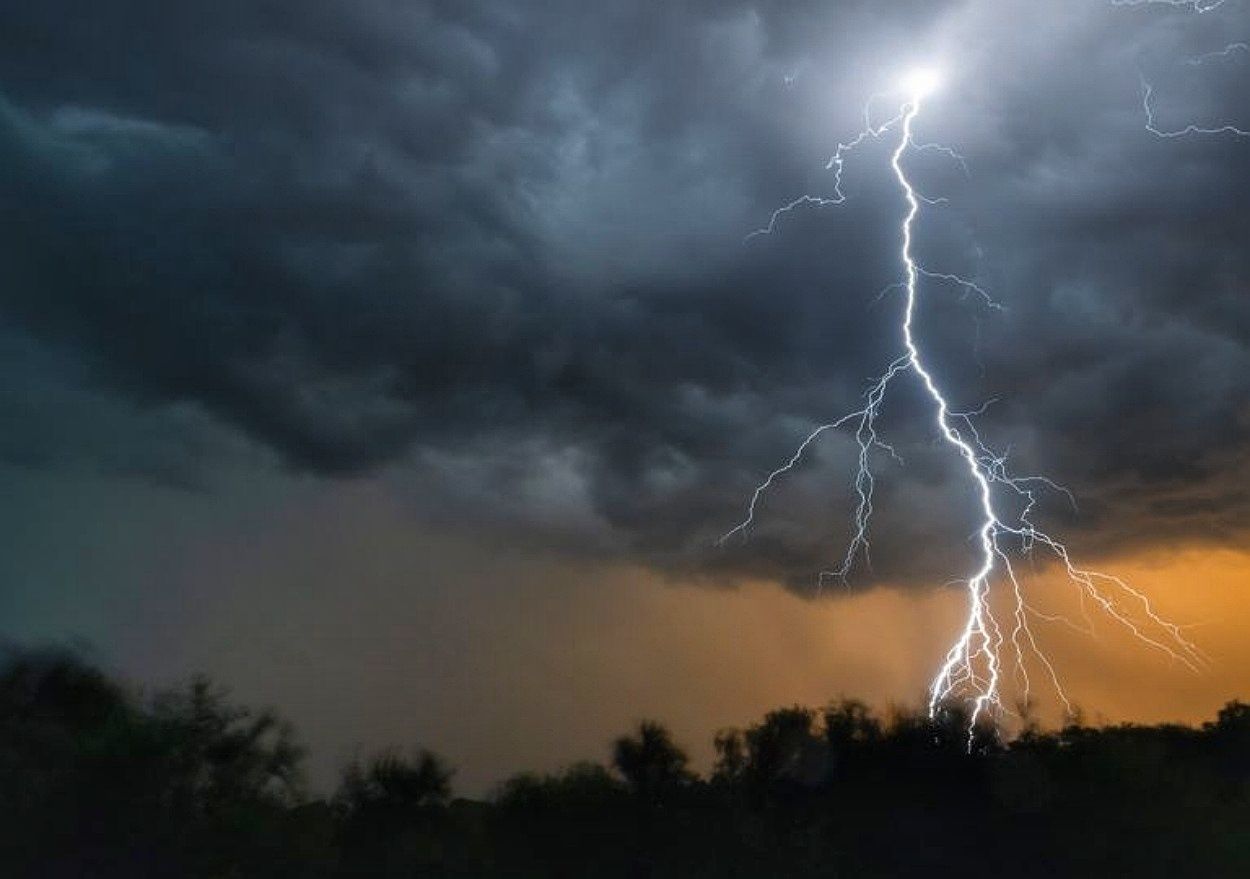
3,0,1248,587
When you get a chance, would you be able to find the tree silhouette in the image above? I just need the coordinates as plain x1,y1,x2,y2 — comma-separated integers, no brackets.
611,720,694,801
2,646,1247,878
333,749,459,876
337,748,452,814
0,648,314,878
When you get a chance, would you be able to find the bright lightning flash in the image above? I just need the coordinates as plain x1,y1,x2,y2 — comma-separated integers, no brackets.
900,67,943,98
722,69,1205,742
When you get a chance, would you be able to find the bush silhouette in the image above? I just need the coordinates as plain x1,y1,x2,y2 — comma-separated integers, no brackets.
1,646,1246,878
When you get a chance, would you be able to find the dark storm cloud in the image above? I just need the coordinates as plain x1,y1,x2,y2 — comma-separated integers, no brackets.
2,0,1248,586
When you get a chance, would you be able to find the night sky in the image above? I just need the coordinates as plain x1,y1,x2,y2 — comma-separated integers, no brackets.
2,0,1248,793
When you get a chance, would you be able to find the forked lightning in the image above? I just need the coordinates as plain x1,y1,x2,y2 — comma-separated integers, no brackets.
722,65,1208,741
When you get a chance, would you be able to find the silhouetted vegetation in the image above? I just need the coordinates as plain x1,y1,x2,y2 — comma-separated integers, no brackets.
1,647,1247,877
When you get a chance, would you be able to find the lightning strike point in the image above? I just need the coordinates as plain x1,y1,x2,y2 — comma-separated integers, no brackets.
900,67,943,98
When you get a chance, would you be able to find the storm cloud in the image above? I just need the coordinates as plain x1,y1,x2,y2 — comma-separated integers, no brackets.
2,0,1248,589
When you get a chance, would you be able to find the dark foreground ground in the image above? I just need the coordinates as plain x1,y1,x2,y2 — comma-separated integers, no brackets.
1,648,1247,877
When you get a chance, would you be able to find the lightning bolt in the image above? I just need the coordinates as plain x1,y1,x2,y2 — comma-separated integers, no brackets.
1140,73,1250,138
1126,0,1250,138
722,70,1206,742
1184,42,1250,65
745,99,891,240
1112,0,1229,12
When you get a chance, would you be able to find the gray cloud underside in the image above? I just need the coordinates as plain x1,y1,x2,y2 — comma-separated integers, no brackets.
2,0,1248,586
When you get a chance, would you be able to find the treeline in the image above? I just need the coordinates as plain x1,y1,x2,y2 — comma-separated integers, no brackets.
1,649,1248,877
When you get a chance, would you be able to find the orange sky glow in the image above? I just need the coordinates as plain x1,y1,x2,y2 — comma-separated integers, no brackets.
139,479,1247,795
